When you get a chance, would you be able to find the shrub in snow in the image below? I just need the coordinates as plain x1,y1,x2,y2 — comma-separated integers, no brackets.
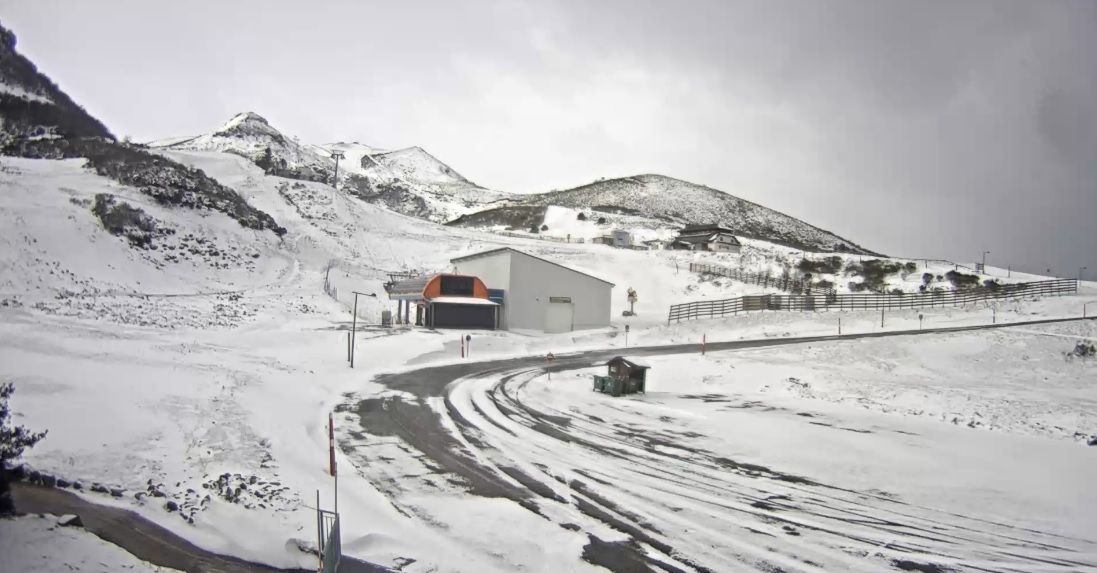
92,194,169,248
797,256,843,275
1,382,47,515
577,212,587,221
540,224,548,231
946,270,981,290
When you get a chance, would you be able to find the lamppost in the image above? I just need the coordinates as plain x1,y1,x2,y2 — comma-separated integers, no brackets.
981,250,990,272
330,150,345,190
349,291,369,368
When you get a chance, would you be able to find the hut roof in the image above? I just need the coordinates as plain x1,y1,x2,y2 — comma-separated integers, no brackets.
385,275,433,298
608,356,651,369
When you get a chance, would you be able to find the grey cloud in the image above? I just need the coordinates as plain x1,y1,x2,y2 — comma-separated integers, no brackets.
2,0,1094,276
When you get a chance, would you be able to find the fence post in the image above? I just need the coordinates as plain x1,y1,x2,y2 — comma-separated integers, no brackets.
702,334,706,355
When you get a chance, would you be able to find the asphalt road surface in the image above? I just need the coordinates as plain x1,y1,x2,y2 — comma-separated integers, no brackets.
344,316,1097,572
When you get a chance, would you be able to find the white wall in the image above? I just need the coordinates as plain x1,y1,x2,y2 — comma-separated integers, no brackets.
508,251,612,331
454,250,612,331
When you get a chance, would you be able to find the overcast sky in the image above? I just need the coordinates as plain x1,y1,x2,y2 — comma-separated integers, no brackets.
4,0,1095,276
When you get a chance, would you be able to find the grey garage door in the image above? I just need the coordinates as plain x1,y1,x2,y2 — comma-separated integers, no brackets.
431,303,496,330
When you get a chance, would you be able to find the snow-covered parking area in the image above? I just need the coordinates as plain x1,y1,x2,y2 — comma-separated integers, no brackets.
430,321,1097,572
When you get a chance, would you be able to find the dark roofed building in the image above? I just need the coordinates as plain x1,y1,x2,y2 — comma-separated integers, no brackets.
670,224,742,253
384,273,498,329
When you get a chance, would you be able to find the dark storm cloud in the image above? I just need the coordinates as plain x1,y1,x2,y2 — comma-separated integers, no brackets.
3,0,1094,276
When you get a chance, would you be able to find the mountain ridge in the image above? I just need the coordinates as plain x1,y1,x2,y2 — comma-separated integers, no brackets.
450,173,876,254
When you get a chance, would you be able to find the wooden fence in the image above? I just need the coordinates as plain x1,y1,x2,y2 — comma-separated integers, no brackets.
690,262,835,296
667,278,1079,324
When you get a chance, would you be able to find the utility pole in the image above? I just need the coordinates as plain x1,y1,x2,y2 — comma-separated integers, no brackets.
330,150,345,190
981,250,990,274
349,291,368,368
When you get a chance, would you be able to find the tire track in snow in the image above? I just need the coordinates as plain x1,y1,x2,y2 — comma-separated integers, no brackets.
344,316,1097,572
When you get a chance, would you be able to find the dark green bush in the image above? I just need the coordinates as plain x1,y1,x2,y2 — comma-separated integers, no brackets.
797,256,843,275
946,270,981,289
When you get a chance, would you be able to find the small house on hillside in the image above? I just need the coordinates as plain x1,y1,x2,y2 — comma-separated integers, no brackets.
385,274,499,329
670,224,742,253
451,247,614,333
611,230,634,249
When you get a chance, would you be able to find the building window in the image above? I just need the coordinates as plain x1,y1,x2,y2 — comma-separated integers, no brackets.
441,275,474,296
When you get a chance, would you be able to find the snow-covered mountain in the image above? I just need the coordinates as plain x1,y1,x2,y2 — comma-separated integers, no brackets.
152,116,510,222
149,111,334,183
452,174,874,254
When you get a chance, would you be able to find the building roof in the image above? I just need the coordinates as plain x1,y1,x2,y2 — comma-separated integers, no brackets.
386,275,433,299
680,223,735,234
608,356,651,369
430,296,499,306
675,230,741,246
450,247,615,287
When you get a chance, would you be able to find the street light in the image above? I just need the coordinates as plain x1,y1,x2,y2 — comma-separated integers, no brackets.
330,150,345,190
981,250,990,273
349,290,369,368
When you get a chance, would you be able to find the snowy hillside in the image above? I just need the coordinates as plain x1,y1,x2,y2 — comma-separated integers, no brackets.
149,112,333,183
151,114,510,223
502,174,874,254
0,24,112,151
4,18,1096,573
359,145,471,185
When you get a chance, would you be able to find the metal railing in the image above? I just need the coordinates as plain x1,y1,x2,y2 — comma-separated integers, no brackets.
318,509,341,573
668,278,1078,323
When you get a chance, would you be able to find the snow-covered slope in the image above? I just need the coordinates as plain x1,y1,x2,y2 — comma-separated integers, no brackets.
149,112,333,183
360,145,470,185
318,142,512,222
151,114,510,223
504,174,873,254
0,24,113,149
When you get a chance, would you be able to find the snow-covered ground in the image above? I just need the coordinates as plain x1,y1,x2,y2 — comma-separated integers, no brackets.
0,514,178,572
434,320,1097,571
2,150,1095,571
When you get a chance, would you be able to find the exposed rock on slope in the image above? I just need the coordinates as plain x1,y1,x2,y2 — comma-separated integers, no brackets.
151,112,332,183
0,22,113,147
0,22,284,237
503,174,873,254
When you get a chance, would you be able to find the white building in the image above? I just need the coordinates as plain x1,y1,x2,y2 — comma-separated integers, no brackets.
451,248,614,333
611,230,634,249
